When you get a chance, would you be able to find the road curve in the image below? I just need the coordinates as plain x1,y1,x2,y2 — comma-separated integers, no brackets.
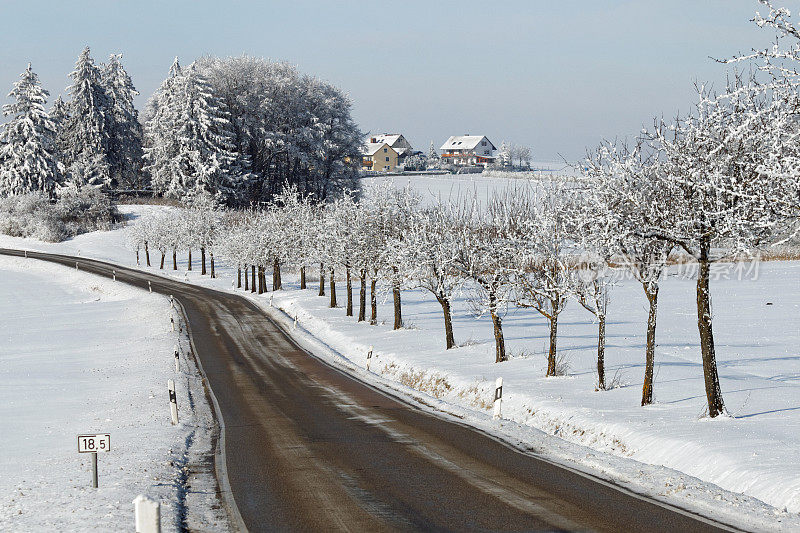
1,249,740,532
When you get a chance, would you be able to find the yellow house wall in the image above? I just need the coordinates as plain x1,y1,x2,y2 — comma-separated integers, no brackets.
363,143,398,171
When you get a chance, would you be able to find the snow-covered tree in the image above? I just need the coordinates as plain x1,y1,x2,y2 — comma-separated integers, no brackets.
453,193,516,363
102,54,144,190
585,140,674,403
401,203,466,349
426,141,439,169
647,79,781,417
0,64,59,197
144,57,184,196
504,183,574,376
61,47,112,189
498,141,511,167
153,63,249,204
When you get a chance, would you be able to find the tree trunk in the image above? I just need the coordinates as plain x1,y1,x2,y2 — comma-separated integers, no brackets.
210,253,215,278
489,287,506,363
597,314,606,390
258,266,264,294
201,247,207,275
359,269,367,322
346,266,353,316
300,266,306,289
173,249,177,270
697,239,725,417
641,285,659,406
329,268,337,308
546,313,559,376
273,258,281,290
392,269,402,330
188,249,192,271
370,278,378,325
238,268,242,289
160,252,165,270
251,265,256,293
491,310,506,363
144,242,150,267
319,263,325,296
437,294,456,349
244,265,249,291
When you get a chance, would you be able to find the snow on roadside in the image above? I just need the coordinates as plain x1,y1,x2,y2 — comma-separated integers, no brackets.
1,202,800,530
0,255,227,531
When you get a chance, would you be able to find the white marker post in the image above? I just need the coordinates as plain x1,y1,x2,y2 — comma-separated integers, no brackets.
170,316,175,332
77,433,111,488
76,262,79,270
169,295,174,309
366,345,374,371
24,250,27,258
293,314,298,329
148,281,152,293
112,270,116,281
168,379,178,425
493,377,503,420
133,495,161,533
174,345,180,373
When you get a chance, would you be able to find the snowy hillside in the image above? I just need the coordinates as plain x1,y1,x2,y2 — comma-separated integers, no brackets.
0,255,227,531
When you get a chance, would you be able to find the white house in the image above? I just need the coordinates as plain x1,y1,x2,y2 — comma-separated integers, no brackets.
439,135,497,166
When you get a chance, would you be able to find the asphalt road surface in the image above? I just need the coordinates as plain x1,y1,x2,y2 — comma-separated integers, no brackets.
1,249,742,532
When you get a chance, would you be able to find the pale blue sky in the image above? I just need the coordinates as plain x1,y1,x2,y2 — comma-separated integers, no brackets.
0,0,776,161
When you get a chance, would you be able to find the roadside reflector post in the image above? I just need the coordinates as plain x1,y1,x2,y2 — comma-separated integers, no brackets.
112,270,116,281
76,262,79,270
77,433,111,488
174,345,180,373
170,316,175,331
366,345,373,371
294,314,298,329
168,379,178,425
24,250,27,258
133,495,161,533
493,377,503,420
169,295,174,309
148,281,152,293
270,295,273,307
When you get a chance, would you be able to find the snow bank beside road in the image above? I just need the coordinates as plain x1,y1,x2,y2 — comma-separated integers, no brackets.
0,255,226,531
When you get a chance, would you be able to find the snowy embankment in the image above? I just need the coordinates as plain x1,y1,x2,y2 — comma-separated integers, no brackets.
1,194,799,530
0,255,226,531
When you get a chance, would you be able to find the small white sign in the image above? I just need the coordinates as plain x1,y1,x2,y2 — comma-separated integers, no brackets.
77,434,111,453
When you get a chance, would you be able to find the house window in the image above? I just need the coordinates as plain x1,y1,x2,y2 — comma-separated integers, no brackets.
484,150,490,155
386,157,389,162
482,141,486,146
384,147,387,153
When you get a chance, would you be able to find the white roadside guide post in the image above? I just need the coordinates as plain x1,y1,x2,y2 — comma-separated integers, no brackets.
77,433,111,488
170,316,175,332
174,344,180,373
112,270,116,281
493,377,503,420
366,345,374,371
76,262,79,270
168,379,179,425
133,495,161,533
148,281,152,293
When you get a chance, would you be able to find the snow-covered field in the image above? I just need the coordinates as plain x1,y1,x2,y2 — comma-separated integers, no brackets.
0,255,226,531
1,177,799,530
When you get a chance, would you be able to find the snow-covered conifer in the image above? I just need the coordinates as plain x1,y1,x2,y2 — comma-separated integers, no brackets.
61,47,112,189
0,64,59,197
102,54,144,190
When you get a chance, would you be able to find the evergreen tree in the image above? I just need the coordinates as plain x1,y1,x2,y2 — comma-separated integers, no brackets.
102,54,144,190
144,57,184,195
61,46,112,189
426,140,439,168
0,64,59,197
172,64,247,203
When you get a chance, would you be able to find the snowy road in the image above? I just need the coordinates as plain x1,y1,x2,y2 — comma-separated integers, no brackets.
0,248,742,532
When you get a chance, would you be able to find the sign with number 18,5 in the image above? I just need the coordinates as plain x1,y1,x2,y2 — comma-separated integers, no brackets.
77,434,111,453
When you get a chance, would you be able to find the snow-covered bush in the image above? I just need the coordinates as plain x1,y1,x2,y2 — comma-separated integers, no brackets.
0,189,118,242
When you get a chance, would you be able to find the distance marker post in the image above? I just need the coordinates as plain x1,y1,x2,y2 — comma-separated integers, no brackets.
493,377,503,420
168,379,178,425
77,433,111,488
